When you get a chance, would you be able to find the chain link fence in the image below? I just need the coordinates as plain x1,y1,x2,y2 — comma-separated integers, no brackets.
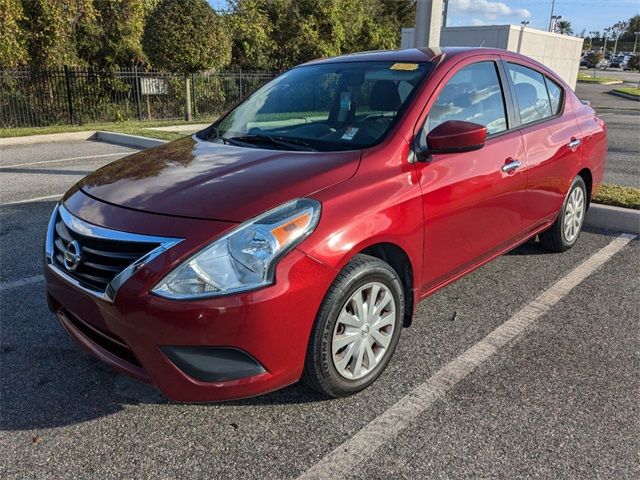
0,67,277,128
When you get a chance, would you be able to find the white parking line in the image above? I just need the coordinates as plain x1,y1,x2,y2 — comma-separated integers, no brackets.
0,194,63,206
0,274,44,291
0,151,134,169
297,233,637,480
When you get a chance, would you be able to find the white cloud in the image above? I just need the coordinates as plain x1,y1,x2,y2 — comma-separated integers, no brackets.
451,0,531,21
470,18,487,26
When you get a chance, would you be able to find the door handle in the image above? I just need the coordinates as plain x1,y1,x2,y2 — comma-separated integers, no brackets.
501,159,521,173
568,138,581,149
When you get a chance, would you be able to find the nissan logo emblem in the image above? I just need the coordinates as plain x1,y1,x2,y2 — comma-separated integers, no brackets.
63,240,83,272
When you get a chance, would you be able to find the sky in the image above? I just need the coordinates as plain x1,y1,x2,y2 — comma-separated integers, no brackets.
445,0,638,35
208,1,639,37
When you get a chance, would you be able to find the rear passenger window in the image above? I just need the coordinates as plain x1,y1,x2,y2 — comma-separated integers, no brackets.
545,77,563,115
428,61,507,135
507,63,552,125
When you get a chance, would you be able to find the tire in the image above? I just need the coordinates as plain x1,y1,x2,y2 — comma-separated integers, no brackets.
539,176,587,252
302,254,404,398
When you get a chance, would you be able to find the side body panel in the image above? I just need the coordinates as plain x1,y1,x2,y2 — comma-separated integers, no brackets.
570,94,608,198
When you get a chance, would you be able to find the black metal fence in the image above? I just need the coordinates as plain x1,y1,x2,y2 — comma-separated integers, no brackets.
0,67,277,128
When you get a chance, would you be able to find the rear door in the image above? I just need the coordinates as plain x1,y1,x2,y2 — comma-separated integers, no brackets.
502,60,583,232
413,57,528,292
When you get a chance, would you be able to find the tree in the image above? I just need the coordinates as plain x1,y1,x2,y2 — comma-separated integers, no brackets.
143,0,231,73
0,0,28,67
628,54,640,72
226,0,277,70
623,14,640,41
19,0,96,68
76,0,149,68
556,20,573,35
583,51,603,68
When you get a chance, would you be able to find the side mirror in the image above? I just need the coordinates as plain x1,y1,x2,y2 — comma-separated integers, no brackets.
415,120,487,160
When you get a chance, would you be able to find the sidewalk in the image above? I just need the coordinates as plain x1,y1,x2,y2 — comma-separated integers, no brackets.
144,123,210,134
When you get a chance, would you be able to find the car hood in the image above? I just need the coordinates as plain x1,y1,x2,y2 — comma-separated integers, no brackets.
79,136,360,222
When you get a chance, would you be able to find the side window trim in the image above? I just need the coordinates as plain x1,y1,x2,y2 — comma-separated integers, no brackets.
496,59,520,130
501,59,566,130
543,75,566,117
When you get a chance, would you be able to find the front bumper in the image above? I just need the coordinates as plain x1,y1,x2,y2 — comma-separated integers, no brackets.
45,196,336,402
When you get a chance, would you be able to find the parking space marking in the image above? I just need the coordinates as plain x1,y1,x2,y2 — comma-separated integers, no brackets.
298,233,637,480
1,194,62,206
0,274,44,291
0,151,134,169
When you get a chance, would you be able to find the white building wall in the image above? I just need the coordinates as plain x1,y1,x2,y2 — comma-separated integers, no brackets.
401,25,584,90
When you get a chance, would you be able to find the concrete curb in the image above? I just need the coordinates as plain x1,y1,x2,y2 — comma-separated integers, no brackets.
586,203,640,234
578,80,623,85
0,131,96,146
93,131,167,149
608,90,640,102
0,130,168,149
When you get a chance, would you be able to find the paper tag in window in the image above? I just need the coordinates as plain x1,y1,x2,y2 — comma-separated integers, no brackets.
341,127,359,140
390,63,419,71
340,92,351,110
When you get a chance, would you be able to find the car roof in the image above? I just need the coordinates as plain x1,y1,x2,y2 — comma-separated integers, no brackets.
300,47,513,67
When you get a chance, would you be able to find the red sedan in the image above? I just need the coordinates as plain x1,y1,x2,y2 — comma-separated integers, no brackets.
45,48,606,401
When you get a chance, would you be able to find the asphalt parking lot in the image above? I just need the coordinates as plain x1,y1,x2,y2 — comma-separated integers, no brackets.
1,139,638,479
575,81,640,188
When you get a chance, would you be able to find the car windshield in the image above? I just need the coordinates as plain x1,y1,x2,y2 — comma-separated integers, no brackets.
212,61,432,152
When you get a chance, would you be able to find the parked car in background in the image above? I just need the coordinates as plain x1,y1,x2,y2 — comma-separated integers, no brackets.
610,59,623,69
45,47,607,402
610,55,629,69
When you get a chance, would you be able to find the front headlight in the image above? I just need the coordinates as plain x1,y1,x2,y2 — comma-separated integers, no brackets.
152,198,321,299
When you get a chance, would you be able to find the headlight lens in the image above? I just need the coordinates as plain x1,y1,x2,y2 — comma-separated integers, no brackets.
152,198,320,299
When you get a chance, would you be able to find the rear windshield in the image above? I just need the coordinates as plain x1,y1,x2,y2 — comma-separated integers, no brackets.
212,61,432,151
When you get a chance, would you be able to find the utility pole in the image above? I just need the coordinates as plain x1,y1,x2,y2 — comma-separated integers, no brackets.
442,0,449,28
634,32,640,54
414,0,444,48
548,0,556,32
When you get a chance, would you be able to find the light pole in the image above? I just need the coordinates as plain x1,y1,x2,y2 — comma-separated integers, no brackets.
548,0,556,32
603,27,611,54
518,21,530,53
634,32,640,54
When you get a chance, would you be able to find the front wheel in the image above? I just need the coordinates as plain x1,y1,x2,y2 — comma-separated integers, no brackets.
539,176,587,252
302,254,404,398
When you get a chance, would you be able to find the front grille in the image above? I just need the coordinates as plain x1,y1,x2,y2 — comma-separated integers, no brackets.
52,210,160,293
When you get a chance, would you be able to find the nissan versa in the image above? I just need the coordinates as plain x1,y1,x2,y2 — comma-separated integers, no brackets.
45,48,606,401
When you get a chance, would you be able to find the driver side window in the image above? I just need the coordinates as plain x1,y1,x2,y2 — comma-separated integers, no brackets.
428,61,507,135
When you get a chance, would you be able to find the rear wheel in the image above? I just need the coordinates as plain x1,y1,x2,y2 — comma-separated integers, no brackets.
539,176,587,252
302,254,404,397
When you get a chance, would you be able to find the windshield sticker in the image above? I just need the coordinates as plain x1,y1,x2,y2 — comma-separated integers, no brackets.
390,62,419,71
341,127,359,141
339,92,351,110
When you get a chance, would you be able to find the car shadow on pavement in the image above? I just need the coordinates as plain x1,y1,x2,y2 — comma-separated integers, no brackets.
0,318,330,431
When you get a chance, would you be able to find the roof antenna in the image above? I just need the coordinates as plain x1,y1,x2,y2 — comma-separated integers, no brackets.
479,40,486,47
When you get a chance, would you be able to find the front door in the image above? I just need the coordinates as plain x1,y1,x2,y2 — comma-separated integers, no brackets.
414,60,528,292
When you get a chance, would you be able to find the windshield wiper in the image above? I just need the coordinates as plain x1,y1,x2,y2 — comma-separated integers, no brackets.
225,134,317,152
